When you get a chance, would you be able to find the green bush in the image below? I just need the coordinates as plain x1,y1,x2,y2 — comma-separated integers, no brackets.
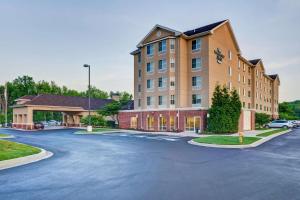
80,115,107,127
255,113,270,128
207,85,242,134
0,114,5,124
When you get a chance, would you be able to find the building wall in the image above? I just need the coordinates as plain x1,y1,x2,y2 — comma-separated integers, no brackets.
130,21,280,132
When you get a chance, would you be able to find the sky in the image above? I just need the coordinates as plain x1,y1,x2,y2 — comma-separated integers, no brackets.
0,0,299,102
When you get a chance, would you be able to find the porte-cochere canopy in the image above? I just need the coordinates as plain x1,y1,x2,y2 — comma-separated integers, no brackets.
11,94,117,130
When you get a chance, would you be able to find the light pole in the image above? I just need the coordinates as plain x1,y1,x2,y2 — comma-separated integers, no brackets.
83,64,92,132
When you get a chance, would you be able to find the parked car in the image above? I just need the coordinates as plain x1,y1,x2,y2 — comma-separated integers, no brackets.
34,122,44,130
265,120,294,128
290,120,300,128
48,120,60,126
41,121,49,127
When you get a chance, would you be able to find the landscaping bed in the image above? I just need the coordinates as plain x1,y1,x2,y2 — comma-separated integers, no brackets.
0,140,41,161
193,136,261,145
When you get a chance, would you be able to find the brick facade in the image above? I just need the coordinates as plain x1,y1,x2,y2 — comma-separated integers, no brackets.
119,109,208,132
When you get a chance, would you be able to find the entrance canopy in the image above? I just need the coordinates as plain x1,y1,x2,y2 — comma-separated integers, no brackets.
12,94,114,130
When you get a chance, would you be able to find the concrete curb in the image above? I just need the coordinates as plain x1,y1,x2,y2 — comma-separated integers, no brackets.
0,147,53,170
188,129,292,149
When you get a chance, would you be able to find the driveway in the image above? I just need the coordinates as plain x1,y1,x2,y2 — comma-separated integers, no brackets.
0,128,300,200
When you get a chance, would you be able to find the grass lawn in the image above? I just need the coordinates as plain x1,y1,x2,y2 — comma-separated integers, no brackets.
255,127,269,130
0,134,10,138
76,127,118,134
193,136,261,145
256,128,288,137
0,140,41,161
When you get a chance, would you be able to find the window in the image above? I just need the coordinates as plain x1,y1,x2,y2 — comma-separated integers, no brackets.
256,104,258,109
192,39,201,51
146,96,152,106
138,53,141,63
158,96,166,107
256,69,259,77
228,50,232,60
248,103,251,109
243,88,246,96
238,73,241,82
192,76,202,88
238,60,241,69
243,76,246,84
248,67,251,74
138,99,141,107
243,63,246,72
158,96,163,105
243,102,245,108
192,58,201,70
170,57,175,71
158,77,167,88
192,94,201,105
138,84,141,92
146,79,153,89
248,91,251,97
228,66,232,76
138,69,142,78
158,40,166,53
170,95,175,105
146,44,154,56
146,62,154,73
158,59,167,71
248,79,251,86
170,39,175,51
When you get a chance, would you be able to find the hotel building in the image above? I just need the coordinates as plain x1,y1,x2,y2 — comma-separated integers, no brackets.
119,20,280,132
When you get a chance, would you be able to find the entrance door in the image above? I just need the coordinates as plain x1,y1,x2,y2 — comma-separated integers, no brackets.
130,117,138,129
147,116,154,130
185,117,201,132
159,116,167,131
243,110,251,131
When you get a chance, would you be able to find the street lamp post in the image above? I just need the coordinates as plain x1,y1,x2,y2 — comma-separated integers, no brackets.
83,64,92,132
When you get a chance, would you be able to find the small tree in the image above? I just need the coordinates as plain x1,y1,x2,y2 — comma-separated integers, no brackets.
255,113,270,128
208,85,242,133
98,101,121,126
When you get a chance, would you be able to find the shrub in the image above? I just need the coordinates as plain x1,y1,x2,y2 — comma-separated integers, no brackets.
255,113,270,128
80,115,107,127
0,114,5,124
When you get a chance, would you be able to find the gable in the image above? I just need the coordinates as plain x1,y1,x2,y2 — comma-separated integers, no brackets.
137,25,181,47
210,22,241,55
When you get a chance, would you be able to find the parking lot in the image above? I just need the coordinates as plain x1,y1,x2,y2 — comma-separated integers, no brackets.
0,128,300,200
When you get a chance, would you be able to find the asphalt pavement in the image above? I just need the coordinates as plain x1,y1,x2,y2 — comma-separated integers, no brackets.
0,128,300,200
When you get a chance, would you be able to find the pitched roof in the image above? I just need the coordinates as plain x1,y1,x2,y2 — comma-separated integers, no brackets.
17,94,113,110
248,59,261,65
18,95,36,100
183,20,227,36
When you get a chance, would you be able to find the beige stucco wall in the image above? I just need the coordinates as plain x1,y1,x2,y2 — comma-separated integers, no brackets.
132,21,280,117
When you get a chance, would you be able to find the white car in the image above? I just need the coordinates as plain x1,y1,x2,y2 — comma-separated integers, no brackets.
265,120,293,128
48,120,60,126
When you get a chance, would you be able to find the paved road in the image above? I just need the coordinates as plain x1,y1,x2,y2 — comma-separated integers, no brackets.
0,128,300,200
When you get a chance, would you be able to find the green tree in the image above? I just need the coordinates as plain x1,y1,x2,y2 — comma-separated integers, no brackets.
0,114,5,124
98,101,121,126
207,85,241,133
279,102,297,119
